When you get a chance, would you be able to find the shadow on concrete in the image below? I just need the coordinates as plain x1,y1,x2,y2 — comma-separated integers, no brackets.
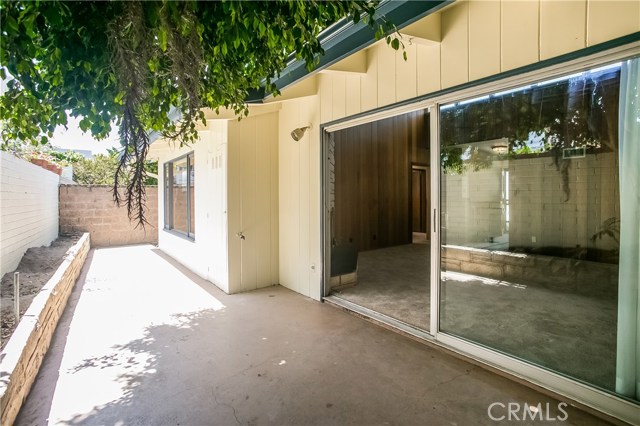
17,245,613,426
59,308,236,426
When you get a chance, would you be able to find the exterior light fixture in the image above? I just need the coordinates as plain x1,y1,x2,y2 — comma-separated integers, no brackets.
491,142,509,155
291,125,311,141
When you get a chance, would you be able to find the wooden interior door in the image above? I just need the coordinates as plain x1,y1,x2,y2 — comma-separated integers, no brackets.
412,167,429,235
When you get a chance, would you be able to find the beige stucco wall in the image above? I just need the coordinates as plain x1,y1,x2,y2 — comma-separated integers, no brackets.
275,0,640,300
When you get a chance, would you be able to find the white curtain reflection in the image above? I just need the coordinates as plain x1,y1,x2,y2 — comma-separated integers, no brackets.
616,57,640,400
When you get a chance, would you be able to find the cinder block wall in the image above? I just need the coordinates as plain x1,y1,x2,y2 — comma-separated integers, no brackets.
59,185,158,247
441,152,618,251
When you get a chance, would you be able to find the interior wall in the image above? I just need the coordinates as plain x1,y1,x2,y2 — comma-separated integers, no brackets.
276,0,639,301
333,110,429,252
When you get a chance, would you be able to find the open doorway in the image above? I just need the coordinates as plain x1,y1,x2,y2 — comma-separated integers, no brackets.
325,109,431,331
411,165,430,244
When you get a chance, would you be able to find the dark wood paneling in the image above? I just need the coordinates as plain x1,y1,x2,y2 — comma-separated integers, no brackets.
333,109,429,252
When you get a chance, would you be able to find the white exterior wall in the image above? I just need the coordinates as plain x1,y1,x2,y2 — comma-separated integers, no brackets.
278,96,322,299
154,112,279,295
156,122,230,292
275,0,640,300
0,152,59,276
227,113,279,294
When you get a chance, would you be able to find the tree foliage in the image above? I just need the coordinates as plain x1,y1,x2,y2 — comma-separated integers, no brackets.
1,0,396,224
72,151,122,185
439,67,620,199
72,150,158,186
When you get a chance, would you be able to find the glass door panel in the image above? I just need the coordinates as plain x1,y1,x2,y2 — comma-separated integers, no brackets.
438,63,626,395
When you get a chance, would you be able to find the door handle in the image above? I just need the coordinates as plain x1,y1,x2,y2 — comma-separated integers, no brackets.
433,209,437,232
236,232,246,240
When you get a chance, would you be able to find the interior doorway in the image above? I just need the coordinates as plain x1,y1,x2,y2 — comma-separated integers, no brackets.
411,166,429,244
324,109,432,331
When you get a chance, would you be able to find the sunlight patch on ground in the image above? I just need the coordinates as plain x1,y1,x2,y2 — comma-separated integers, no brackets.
46,245,225,425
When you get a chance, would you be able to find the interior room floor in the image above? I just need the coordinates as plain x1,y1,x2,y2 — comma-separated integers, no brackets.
331,244,617,391
333,244,431,330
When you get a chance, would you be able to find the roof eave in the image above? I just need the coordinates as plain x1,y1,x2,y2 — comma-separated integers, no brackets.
258,0,453,102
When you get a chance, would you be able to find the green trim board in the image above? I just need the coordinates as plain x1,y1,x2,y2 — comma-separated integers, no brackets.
247,0,452,102
320,32,640,131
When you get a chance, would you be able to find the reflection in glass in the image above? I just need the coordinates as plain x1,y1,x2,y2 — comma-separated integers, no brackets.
189,158,195,235
163,163,171,229
329,110,431,330
439,64,626,396
172,158,188,234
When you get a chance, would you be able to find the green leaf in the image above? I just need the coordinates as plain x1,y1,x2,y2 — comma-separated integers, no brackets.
23,14,37,39
159,27,168,52
6,15,19,33
79,117,91,132
353,10,360,24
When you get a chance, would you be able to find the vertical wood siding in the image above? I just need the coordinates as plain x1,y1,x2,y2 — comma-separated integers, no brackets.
276,0,638,299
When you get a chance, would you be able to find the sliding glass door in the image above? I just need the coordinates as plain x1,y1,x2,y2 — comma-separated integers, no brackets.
438,59,639,403
324,109,432,331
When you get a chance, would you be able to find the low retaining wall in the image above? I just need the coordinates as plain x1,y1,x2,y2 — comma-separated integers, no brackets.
442,245,618,298
0,233,90,426
59,185,157,247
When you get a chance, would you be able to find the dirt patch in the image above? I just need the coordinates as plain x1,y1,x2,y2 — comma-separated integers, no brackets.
1,234,82,349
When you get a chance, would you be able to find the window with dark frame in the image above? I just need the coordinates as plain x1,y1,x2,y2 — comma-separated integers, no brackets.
163,152,195,239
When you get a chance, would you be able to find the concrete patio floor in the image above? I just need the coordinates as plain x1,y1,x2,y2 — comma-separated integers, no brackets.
17,245,612,426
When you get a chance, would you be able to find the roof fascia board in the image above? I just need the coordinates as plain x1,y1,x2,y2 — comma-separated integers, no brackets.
268,0,452,97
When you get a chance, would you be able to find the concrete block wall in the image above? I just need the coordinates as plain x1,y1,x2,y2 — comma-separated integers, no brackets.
442,160,506,246
59,185,158,247
441,153,618,251
442,245,618,298
509,153,619,250
0,152,59,276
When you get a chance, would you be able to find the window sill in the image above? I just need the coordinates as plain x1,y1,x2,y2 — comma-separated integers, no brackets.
163,228,195,242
